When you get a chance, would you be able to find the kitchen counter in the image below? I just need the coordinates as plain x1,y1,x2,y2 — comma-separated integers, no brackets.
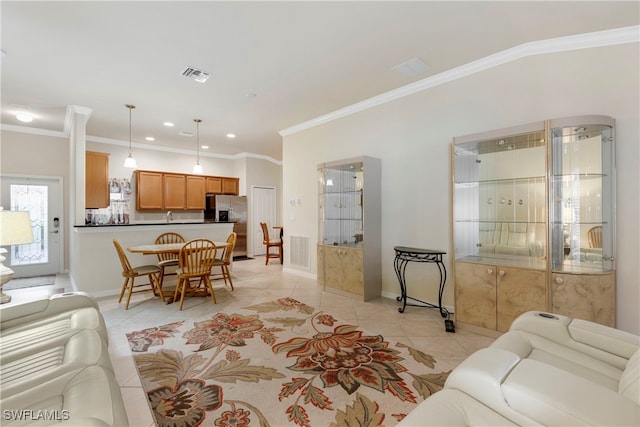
71,222,234,296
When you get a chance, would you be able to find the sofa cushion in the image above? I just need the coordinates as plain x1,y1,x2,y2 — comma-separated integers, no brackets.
397,389,517,426
490,329,622,390
502,358,639,426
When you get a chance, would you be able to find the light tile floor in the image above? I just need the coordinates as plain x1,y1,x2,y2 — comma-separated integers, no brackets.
60,257,494,426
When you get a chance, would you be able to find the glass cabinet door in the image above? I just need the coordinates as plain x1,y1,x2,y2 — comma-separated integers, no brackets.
453,126,547,268
550,116,615,273
318,160,364,247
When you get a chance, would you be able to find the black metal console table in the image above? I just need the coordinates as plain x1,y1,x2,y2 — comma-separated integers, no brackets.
393,246,448,317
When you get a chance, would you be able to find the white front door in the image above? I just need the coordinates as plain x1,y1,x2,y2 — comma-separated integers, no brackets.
251,186,276,256
0,175,62,278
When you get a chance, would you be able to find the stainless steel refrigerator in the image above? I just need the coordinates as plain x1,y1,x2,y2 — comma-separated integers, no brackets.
210,195,247,258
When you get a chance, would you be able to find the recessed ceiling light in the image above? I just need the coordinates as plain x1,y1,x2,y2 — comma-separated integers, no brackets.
164,122,174,127
201,145,209,150
16,113,34,123
226,133,236,139
179,131,194,137
145,136,155,141
246,93,257,98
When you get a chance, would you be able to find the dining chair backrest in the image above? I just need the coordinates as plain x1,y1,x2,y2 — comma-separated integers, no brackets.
588,226,602,248
223,232,237,264
179,239,217,277
155,232,185,262
260,222,270,243
113,239,134,276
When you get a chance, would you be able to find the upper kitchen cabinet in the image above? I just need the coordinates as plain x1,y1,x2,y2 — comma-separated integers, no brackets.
136,170,239,210
549,116,615,326
452,116,616,332
85,151,110,209
222,177,239,195
317,156,381,301
186,175,205,210
136,170,163,210
206,177,239,195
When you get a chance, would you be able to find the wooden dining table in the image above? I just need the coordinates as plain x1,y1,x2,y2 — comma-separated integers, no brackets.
127,241,229,255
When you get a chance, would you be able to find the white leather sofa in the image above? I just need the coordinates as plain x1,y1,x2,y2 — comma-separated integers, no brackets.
0,292,128,426
399,311,639,426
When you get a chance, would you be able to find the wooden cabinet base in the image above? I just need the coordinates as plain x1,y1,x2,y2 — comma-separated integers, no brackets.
551,271,615,327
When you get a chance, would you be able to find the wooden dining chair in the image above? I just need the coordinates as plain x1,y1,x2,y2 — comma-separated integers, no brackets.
588,226,603,248
260,222,283,265
113,239,164,309
154,232,185,289
173,239,218,310
212,232,237,290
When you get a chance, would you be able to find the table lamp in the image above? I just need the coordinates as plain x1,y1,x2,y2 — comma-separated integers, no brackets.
0,209,34,303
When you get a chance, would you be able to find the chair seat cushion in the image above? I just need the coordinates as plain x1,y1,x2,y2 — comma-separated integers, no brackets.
131,265,160,275
157,259,179,267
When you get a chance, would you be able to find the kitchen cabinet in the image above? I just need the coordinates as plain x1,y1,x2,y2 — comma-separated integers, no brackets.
452,115,616,332
137,171,240,210
86,151,110,208
186,175,205,209
317,156,381,301
163,173,186,209
222,177,239,195
136,171,163,210
206,177,222,194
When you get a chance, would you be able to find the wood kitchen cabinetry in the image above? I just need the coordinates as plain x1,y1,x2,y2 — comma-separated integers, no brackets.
206,176,239,195
186,176,205,210
163,173,186,209
317,156,381,301
136,171,163,210
136,170,239,210
453,115,616,332
85,151,110,209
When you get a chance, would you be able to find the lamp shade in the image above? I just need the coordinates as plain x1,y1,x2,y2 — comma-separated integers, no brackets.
0,211,34,246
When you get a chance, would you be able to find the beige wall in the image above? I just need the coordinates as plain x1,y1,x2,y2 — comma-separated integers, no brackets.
282,43,640,334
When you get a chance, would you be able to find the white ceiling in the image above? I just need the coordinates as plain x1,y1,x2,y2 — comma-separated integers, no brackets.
2,1,638,161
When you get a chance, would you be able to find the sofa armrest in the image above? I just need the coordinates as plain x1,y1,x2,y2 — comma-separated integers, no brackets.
510,311,639,361
0,292,99,330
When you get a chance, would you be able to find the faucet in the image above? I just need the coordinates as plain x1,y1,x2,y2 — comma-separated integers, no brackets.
166,211,173,223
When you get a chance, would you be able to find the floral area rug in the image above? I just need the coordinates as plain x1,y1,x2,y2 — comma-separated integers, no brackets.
126,298,449,427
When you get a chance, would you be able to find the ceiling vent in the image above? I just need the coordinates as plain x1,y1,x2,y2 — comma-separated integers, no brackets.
391,57,430,77
181,66,211,83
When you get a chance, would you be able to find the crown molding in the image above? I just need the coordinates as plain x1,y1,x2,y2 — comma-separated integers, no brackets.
279,25,640,137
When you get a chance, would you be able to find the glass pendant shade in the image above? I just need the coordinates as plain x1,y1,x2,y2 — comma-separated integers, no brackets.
124,154,137,168
192,162,203,174
123,104,137,168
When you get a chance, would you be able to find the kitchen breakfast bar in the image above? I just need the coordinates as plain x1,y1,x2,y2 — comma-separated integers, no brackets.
71,222,233,297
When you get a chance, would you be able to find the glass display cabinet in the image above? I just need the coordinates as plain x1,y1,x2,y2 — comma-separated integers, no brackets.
453,122,548,332
452,115,616,332
549,116,615,326
317,156,381,301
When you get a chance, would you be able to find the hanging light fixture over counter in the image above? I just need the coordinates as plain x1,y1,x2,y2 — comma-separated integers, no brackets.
123,104,138,168
193,118,203,174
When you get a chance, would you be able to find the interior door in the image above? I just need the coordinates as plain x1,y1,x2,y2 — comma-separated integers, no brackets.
0,175,62,278
252,186,276,256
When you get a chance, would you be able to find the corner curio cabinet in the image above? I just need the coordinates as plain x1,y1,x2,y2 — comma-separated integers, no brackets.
453,116,615,333
317,156,381,301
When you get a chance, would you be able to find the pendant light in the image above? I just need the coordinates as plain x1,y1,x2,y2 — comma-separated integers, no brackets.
123,104,138,168
192,118,203,174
